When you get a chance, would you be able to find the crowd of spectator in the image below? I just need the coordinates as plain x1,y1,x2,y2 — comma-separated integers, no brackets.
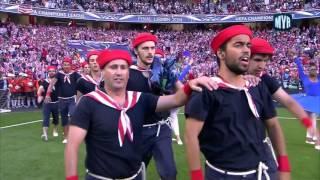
0,23,319,91
2,0,320,14
0,0,319,110
3,0,79,10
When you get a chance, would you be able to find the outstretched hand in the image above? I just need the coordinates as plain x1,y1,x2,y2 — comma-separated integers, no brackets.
188,76,219,92
44,96,52,103
243,75,261,87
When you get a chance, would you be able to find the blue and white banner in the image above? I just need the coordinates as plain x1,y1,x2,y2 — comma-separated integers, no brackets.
67,40,130,57
0,3,319,24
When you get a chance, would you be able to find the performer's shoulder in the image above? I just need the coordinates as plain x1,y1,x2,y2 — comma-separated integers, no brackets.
129,67,141,74
189,87,217,101
260,73,274,81
77,76,85,82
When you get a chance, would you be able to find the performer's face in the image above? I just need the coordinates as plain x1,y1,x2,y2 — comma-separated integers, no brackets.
48,70,56,78
88,55,100,72
62,62,71,73
103,60,129,90
83,64,90,75
248,54,270,76
219,35,251,75
309,65,317,77
135,41,156,66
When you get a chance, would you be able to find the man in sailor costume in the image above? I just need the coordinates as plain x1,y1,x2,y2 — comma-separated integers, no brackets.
76,50,102,97
247,38,319,151
184,25,291,180
127,33,178,180
45,57,81,143
64,49,215,180
37,66,59,141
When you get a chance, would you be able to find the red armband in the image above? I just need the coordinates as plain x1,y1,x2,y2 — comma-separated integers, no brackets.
190,169,204,180
301,117,312,128
66,175,78,180
277,155,291,172
183,83,192,96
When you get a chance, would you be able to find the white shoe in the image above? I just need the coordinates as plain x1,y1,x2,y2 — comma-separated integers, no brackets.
306,137,315,144
306,140,315,145
41,134,48,141
177,139,183,145
315,145,320,150
53,130,58,137
62,139,67,144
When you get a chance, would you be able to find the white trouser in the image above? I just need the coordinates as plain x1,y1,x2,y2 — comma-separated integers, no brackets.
306,113,318,139
169,108,180,136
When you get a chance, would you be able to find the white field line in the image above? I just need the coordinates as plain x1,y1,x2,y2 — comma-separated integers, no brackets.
1,116,319,129
0,120,42,129
177,113,319,120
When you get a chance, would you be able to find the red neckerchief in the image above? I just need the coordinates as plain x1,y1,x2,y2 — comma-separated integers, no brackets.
81,74,101,86
59,71,74,84
212,76,260,118
85,88,141,147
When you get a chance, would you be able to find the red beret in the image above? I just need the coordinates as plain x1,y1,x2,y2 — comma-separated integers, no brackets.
62,57,72,64
47,66,56,71
211,25,253,54
132,33,157,48
81,61,88,68
97,49,132,69
155,49,164,57
251,37,274,55
87,50,101,60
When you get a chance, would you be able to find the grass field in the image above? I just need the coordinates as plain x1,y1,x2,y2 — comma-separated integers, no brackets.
0,108,319,180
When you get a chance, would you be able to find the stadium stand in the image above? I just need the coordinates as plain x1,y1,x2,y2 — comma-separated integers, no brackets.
0,0,319,110
3,0,320,14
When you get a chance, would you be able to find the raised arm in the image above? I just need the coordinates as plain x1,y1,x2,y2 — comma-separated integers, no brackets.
272,88,312,128
294,57,307,80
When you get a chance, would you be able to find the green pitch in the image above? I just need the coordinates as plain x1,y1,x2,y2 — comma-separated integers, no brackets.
0,108,319,180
